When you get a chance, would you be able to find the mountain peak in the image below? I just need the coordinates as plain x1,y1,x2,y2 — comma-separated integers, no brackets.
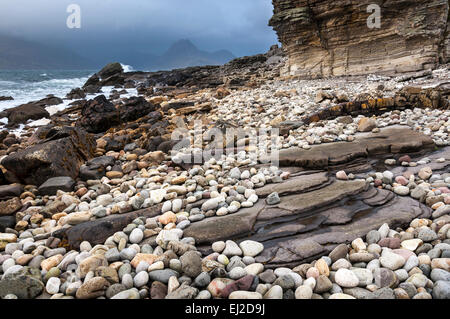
167,39,198,53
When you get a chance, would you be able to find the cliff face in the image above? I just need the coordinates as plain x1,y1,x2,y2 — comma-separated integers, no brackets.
269,0,450,78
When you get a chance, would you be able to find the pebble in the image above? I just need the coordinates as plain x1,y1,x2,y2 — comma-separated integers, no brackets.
335,269,359,288
129,228,144,244
222,240,243,257
266,192,281,205
380,251,406,270
264,285,283,299
295,285,313,299
239,241,264,257
46,277,61,295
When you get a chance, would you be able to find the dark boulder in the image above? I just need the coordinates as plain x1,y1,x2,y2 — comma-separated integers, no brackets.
77,95,120,133
38,176,76,195
66,88,86,100
0,197,22,216
2,103,50,127
0,96,13,101
39,95,63,106
119,96,157,123
103,135,130,152
83,85,102,94
82,63,125,88
0,267,44,299
0,216,15,232
79,156,115,180
101,74,125,87
0,95,64,127
0,184,23,200
55,204,162,249
98,62,123,79
83,74,100,88
1,126,95,186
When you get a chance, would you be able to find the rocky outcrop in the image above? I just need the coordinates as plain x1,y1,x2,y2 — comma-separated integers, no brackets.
278,86,450,134
1,126,95,186
66,88,86,100
100,46,286,92
269,0,450,77
186,173,432,269
0,95,63,127
76,95,159,134
118,96,157,123
55,204,163,250
77,95,120,133
185,127,439,268
0,267,44,299
83,62,125,89
263,127,435,169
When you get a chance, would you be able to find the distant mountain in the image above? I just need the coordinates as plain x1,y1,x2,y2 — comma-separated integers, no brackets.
143,39,235,71
0,34,94,70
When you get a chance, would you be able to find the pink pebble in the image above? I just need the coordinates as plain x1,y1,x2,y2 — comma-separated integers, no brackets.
306,267,320,279
395,176,409,186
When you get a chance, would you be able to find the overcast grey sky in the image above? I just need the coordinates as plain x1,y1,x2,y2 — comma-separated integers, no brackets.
0,0,278,65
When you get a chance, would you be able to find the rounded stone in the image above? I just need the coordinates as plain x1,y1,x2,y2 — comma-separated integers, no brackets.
180,251,202,278
295,285,313,299
133,271,149,288
129,228,144,244
264,285,283,299
432,281,450,299
380,251,406,270
335,269,359,288
366,230,381,245
46,277,61,295
239,240,264,257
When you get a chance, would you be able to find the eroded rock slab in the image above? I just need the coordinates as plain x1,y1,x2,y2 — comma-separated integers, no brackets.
256,172,329,197
55,204,163,250
188,176,431,269
269,0,449,77
1,126,95,186
262,127,435,169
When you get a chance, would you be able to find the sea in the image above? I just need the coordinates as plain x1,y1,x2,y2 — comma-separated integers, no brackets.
0,64,136,132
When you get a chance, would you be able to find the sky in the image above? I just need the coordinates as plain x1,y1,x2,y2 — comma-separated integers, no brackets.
0,0,278,66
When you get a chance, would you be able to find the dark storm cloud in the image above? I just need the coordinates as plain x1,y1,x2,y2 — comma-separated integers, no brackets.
0,0,278,65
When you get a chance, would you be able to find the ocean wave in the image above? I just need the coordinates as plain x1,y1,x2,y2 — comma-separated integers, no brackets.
0,80,18,86
121,63,134,72
35,77,90,85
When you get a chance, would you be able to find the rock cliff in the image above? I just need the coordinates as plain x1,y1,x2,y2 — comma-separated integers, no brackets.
270,0,450,77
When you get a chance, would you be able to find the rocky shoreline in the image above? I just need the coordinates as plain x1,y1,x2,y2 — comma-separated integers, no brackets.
0,45,449,299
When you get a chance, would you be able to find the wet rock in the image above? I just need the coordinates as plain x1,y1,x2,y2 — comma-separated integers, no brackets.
1,126,95,185
180,251,202,278
38,177,76,195
76,277,110,299
0,267,44,299
0,197,22,216
3,102,50,127
432,281,450,299
0,185,23,200
77,95,119,133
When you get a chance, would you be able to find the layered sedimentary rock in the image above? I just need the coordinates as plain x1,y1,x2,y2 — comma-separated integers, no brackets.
184,127,442,268
278,85,450,134
1,126,95,186
270,0,450,77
